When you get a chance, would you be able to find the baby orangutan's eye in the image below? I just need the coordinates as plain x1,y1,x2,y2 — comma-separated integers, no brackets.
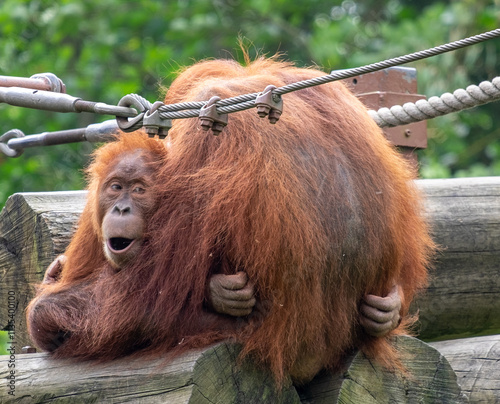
133,186,145,194
110,183,122,191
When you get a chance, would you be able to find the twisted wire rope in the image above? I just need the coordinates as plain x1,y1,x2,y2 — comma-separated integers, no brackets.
154,29,500,120
2,29,500,156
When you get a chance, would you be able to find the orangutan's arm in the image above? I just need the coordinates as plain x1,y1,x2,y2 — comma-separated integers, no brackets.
209,272,403,339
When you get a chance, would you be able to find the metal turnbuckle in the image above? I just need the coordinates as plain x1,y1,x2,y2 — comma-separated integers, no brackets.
0,73,66,93
0,87,138,117
0,120,120,157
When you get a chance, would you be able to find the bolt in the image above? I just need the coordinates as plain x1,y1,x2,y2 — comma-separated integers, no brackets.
256,105,271,118
199,118,214,131
268,109,282,124
157,129,168,139
404,129,412,137
211,122,225,136
22,346,37,354
144,126,159,137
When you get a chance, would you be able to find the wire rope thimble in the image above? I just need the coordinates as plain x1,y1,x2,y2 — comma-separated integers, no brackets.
116,94,148,133
255,85,283,124
0,129,25,158
199,96,228,136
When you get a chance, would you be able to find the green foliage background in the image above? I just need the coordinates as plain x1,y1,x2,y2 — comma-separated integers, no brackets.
0,0,499,208
0,0,499,353
0,0,500,351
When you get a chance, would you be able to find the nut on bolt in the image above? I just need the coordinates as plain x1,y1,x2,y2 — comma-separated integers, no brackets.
256,104,271,118
199,117,214,131
268,109,282,124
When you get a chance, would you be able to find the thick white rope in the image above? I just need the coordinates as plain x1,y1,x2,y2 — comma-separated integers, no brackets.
368,76,500,127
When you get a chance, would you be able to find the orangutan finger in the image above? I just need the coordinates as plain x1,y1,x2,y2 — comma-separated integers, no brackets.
221,282,255,301
210,294,256,316
360,302,398,323
44,255,67,284
223,296,257,310
360,316,396,337
222,306,254,317
217,272,250,290
364,285,402,313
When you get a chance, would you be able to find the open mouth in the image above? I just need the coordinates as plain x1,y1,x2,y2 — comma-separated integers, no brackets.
107,238,136,253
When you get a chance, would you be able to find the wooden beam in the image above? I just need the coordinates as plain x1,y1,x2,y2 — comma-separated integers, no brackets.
0,191,86,347
1,177,499,346
414,177,500,340
0,336,465,403
430,334,500,403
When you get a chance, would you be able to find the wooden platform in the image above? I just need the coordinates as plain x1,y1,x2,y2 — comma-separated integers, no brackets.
1,176,500,402
0,336,471,403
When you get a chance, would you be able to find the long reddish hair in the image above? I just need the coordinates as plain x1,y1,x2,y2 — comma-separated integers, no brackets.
29,57,433,384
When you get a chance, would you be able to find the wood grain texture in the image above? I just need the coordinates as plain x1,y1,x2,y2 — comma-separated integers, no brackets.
299,336,466,404
431,334,500,404
0,191,86,347
0,337,466,403
415,177,500,340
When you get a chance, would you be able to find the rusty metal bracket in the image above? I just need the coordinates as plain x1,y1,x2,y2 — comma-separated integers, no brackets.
255,85,283,124
342,66,427,167
143,101,172,139
199,96,228,135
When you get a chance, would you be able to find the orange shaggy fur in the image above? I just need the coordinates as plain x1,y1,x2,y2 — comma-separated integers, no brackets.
27,57,434,384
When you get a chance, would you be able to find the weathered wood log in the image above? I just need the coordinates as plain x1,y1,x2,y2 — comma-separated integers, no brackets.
0,191,86,347
0,336,465,403
298,335,466,403
1,177,499,346
414,177,500,340
430,334,500,404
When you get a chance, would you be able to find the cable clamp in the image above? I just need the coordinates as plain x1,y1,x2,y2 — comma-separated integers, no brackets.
199,96,228,135
143,101,172,139
255,85,283,124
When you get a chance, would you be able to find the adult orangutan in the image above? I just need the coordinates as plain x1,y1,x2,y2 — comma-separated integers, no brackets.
28,132,401,357
27,56,433,385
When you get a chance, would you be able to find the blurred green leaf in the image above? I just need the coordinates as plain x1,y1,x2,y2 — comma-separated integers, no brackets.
0,0,499,211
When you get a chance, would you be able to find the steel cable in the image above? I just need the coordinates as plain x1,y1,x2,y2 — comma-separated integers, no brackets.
155,29,500,120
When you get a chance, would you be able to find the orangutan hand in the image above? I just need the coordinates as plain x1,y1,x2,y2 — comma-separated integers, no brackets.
360,284,402,337
43,255,67,284
208,272,256,317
